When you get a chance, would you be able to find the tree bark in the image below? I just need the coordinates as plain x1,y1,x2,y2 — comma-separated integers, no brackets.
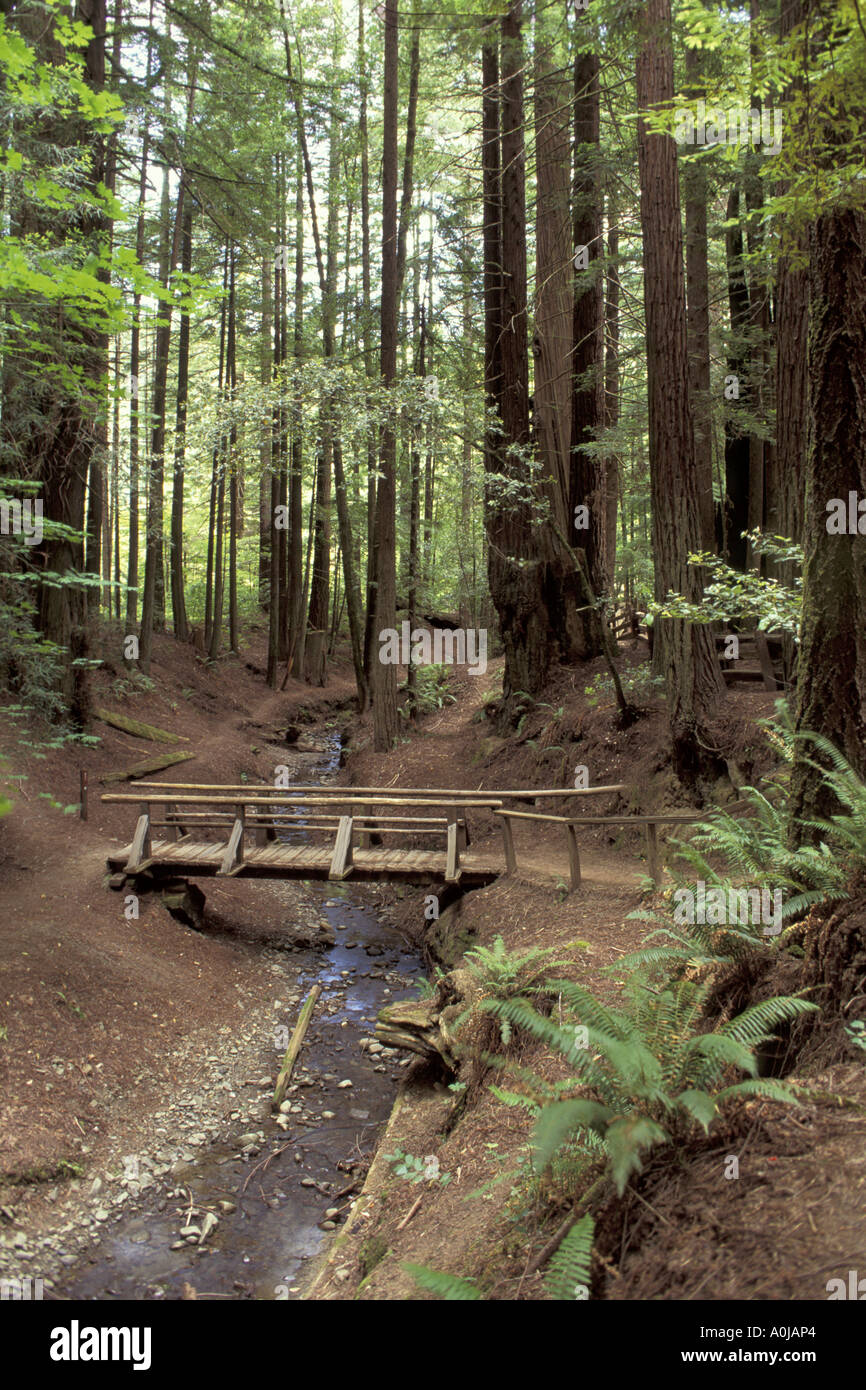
371,0,400,752
636,0,724,777
790,208,866,826
169,198,193,644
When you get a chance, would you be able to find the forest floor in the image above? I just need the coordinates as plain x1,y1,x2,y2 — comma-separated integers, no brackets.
2,625,865,1301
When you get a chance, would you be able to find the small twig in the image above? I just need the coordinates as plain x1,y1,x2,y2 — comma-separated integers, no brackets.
396,1194,423,1230
628,1183,674,1228
241,1143,290,1195
525,1174,607,1277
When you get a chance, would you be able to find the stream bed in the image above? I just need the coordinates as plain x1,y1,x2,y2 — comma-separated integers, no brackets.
54,735,423,1301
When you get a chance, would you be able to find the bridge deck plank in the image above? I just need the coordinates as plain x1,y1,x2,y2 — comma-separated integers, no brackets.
110,838,497,882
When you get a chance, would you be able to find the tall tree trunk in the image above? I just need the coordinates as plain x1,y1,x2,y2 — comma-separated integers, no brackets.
258,255,273,610
359,0,378,689
139,59,197,671
371,0,400,752
723,182,751,569
8,0,109,705
124,14,154,633
790,208,866,824
169,198,193,643
533,8,572,532
571,39,607,620
636,0,723,777
288,156,306,678
227,245,239,655
773,0,809,683
204,248,228,654
603,191,621,590
484,4,591,715
683,36,716,552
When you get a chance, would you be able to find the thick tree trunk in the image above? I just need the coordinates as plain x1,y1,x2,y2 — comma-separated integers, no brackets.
258,256,273,610
723,184,751,567
533,12,572,533
371,0,400,752
723,183,751,569
603,193,621,588
683,37,715,553
790,208,866,826
636,0,723,776
483,3,592,716
571,43,607,619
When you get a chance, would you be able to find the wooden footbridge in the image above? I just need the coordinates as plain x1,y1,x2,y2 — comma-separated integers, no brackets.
102,781,631,890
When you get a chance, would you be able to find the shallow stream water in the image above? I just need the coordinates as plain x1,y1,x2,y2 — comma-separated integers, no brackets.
56,735,422,1301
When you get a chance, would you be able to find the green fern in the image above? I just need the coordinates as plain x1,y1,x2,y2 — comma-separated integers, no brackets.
454,937,573,1048
483,978,818,1193
544,1215,595,1301
403,1263,482,1300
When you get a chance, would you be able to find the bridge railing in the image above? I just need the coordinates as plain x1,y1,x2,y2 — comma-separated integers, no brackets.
101,789,504,881
494,801,752,890
101,783,628,883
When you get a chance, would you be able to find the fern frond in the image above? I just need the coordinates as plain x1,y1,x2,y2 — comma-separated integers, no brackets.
404,1264,482,1301
531,1098,615,1172
718,994,818,1049
544,1215,595,1301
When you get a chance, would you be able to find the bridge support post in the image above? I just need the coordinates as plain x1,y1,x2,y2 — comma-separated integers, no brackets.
218,804,246,876
565,823,581,891
329,816,354,880
645,821,660,885
126,804,152,872
499,815,517,876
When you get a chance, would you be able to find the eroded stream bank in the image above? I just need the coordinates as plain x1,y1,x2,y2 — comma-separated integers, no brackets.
52,735,423,1301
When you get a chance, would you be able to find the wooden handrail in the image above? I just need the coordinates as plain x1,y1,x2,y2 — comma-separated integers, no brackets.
494,802,752,889
131,782,626,800
493,801,752,826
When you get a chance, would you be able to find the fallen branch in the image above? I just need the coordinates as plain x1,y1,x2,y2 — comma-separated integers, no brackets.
524,1174,607,1277
95,709,189,745
273,986,321,1108
101,751,197,784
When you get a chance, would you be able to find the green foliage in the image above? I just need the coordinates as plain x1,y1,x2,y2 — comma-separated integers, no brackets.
623,712,866,976
583,665,664,709
458,936,574,1046
650,532,803,637
403,1263,482,1301
398,664,456,719
384,1148,451,1186
464,935,571,995
544,1215,595,1302
483,975,816,1195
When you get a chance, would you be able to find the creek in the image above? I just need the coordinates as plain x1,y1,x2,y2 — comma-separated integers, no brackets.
55,732,422,1301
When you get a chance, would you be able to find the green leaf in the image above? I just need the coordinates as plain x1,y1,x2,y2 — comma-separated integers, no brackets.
604,1114,669,1195
531,1099,614,1173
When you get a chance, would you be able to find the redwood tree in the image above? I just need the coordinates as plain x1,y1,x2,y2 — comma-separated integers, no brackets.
636,0,723,776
